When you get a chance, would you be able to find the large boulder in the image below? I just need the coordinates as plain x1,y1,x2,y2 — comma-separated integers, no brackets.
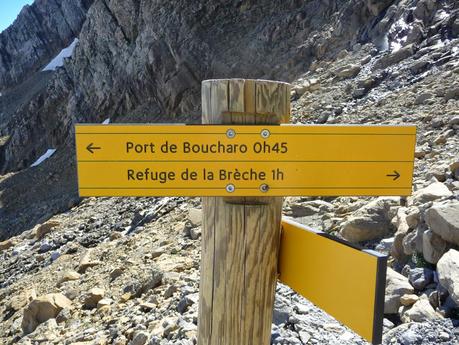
401,296,441,322
83,288,105,309
408,268,434,291
187,208,202,227
292,78,320,97
422,230,449,264
385,268,414,314
289,200,334,217
425,201,459,246
373,44,416,70
437,249,459,305
391,208,410,263
412,182,452,204
21,293,72,334
340,197,398,243
402,225,425,256
333,64,361,79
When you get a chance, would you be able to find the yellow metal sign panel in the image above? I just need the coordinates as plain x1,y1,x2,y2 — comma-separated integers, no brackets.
278,218,386,344
75,124,416,197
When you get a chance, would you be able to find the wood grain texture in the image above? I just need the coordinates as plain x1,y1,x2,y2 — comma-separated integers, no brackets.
198,79,290,345
198,82,215,345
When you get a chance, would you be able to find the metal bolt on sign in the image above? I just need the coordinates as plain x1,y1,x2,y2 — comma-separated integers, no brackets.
261,129,270,139
226,128,236,139
225,184,235,193
260,183,270,193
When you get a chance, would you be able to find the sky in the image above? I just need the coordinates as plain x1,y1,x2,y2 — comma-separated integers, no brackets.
0,0,34,33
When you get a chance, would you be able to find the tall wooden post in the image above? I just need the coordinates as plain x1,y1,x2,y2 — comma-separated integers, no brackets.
198,79,291,345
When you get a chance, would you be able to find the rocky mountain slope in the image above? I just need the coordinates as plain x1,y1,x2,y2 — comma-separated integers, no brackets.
1,0,459,344
0,0,93,90
1,0,407,237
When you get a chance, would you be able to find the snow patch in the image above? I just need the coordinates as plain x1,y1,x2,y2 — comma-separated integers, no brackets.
393,17,410,31
102,118,110,124
31,149,56,167
391,41,403,52
387,17,411,52
435,10,449,21
42,39,78,71
431,40,446,49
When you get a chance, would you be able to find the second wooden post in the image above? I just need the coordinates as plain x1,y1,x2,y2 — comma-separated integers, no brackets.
198,79,291,345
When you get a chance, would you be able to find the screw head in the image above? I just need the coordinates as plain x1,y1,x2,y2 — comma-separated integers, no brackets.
261,129,270,139
226,129,236,139
260,184,269,193
226,184,235,193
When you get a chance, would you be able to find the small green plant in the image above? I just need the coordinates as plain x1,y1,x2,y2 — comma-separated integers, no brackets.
412,252,435,270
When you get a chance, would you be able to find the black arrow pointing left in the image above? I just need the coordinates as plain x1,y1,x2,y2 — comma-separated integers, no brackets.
86,143,101,154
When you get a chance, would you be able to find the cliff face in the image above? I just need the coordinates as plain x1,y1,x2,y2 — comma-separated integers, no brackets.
0,0,93,90
0,0,391,173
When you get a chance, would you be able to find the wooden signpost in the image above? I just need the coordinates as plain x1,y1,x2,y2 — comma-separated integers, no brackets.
74,79,416,345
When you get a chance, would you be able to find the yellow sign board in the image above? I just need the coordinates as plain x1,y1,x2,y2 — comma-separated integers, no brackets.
278,218,386,344
75,124,416,196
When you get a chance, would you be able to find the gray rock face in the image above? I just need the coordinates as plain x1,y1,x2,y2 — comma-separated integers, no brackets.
409,268,434,291
365,0,395,16
401,296,441,323
0,0,94,90
391,207,412,263
402,225,426,256
0,0,414,238
340,197,398,243
333,64,361,79
425,201,459,246
422,229,449,264
0,0,390,176
437,249,459,305
385,268,415,314
373,44,416,70
413,182,453,204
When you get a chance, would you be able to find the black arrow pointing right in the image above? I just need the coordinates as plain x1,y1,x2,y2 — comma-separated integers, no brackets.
386,170,400,181
86,143,101,154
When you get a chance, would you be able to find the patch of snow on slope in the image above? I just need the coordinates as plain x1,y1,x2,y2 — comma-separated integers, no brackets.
31,149,56,167
42,38,79,71
389,18,410,52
